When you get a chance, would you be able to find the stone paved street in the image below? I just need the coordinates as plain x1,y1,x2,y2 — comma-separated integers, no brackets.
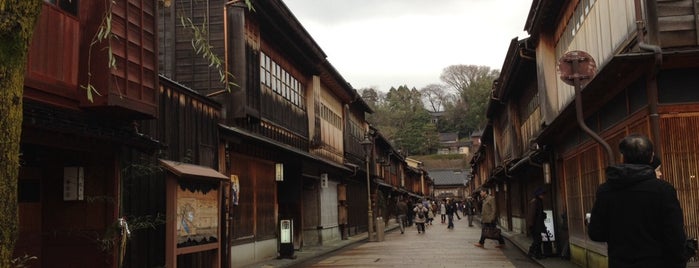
289,217,541,268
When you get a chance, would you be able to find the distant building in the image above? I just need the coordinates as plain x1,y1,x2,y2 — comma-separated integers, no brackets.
470,130,483,147
437,132,471,155
429,111,445,125
430,169,470,201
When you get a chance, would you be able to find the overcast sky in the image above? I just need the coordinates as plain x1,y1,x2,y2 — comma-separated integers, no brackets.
282,0,533,92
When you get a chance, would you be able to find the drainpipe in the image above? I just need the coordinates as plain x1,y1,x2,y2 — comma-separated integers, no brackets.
573,75,615,166
563,52,615,166
635,0,663,153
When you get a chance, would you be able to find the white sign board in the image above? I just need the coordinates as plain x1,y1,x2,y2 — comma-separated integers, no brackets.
541,210,556,241
63,167,84,201
280,220,292,243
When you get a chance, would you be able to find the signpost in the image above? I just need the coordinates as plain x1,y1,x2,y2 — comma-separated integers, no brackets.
558,50,614,166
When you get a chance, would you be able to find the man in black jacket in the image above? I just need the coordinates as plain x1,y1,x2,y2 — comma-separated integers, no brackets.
527,186,546,259
445,199,456,229
588,133,686,267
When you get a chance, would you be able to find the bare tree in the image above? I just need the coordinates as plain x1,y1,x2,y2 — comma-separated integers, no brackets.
439,65,499,97
438,65,499,135
420,83,454,113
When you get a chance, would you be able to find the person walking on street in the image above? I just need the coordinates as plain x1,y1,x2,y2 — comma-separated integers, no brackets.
446,199,456,229
413,203,428,234
588,133,687,267
527,187,547,259
439,201,447,224
396,197,408,234
474,189,505,248
427,202,435,225
465,197,475,227
455,202,462,220
406,199,414,227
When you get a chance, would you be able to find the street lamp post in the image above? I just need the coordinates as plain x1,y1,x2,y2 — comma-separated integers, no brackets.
360,134,375,242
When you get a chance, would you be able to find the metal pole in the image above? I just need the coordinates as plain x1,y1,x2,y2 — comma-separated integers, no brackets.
571,58,615,166
366,152,374,241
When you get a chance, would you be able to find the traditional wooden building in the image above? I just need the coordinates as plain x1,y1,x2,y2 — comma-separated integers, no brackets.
405,158,432,199
437,132,471,155
473,0,699,267
471,36,567,255
123,76,225,268
371,132,432,222
15,0,427,267
157,0,423,266
15,0,159,267
430,169,470,202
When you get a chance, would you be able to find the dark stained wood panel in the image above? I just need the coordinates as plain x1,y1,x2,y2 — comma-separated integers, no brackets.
71,0,158,119
24,4,80,105
140,77,220,167
167,0,227,92
659,113,699,258
564,154,584,238
229,155,277,243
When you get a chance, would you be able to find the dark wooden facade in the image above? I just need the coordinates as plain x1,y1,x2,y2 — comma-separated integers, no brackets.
473,36,562,248
118,76,223,268
468,0,699,266
17,0,429,267
156,0,430,266
16,1,160,267
25,0,158,118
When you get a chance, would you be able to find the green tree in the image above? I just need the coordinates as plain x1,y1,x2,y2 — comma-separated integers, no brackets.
367,85,438,155
360,87,381,111
0,0,43,266
439,65,499,136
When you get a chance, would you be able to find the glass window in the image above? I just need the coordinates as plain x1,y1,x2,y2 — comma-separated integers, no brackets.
45,0,79,16
258,52,306,109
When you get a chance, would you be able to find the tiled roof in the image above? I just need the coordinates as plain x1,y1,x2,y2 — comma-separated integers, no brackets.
439,132,459,143
429,169,469,186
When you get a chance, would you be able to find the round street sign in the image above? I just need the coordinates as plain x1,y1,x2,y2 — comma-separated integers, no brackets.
557,50,597,87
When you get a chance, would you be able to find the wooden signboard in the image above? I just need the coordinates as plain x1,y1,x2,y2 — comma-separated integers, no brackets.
176,187,219,244
161,160,227,268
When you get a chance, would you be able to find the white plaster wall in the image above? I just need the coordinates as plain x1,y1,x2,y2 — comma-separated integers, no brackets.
230,238,277,268
320,226,341,244
512,216,526,234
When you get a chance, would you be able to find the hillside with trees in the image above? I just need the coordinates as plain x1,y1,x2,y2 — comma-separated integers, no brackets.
361,64,498,157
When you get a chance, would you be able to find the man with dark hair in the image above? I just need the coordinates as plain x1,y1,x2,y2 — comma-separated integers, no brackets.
474,188,505,248
617,133,654,164
588,133,687,267
445,199,456,229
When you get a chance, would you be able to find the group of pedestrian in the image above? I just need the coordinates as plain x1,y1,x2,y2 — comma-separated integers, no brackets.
394,134,694,267
395,197,432,234
396,197,473,234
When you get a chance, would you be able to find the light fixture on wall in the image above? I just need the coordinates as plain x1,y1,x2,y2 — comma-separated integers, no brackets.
320,173,328,188
543,162,552,184
275,163,284,181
